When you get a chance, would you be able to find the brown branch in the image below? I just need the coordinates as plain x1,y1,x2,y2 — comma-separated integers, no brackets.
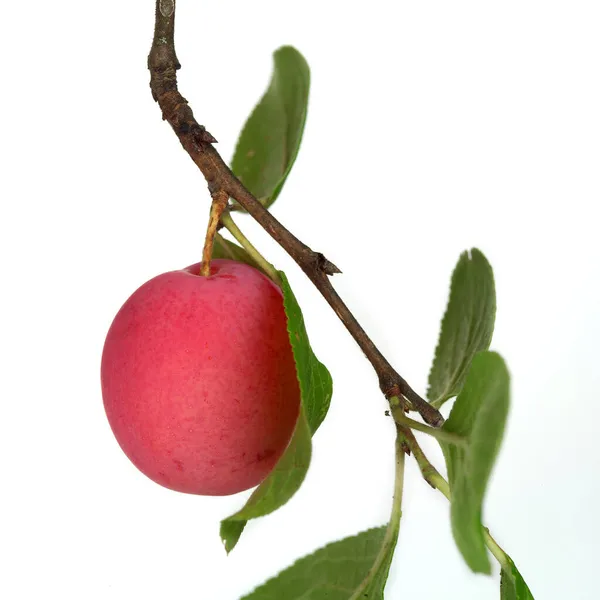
147,0,444,428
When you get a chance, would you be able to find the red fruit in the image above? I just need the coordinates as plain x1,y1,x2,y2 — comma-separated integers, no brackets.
101,259,300,496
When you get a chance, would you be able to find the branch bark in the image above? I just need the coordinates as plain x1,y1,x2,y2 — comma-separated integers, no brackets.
147,0,444,427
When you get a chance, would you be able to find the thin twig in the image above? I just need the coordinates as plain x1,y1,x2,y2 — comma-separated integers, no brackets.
349,425,405,600
147,1,444,427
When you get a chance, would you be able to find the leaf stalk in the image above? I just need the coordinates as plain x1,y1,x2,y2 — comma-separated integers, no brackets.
390,398,466,447
220,211,281,284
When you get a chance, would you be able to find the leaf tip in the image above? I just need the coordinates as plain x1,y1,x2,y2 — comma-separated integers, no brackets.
219,518,245,554
274,44,308,63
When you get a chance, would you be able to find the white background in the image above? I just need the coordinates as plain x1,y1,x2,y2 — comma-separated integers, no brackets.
2,1,599,598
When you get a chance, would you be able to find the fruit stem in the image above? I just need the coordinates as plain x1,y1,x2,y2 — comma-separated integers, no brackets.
220,212,281,285
200,190,229,276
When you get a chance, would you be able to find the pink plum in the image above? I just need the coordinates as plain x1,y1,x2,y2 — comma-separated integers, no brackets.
101,259,300,496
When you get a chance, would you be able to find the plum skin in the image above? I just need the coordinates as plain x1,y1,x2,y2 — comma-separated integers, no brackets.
101,259,300,496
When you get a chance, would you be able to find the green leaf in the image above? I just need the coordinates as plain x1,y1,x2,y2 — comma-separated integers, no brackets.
278,272,333,433
428,248,496,408
231,46,310,209
240,528,388,600
220,412,312,552
221,271,333,552
501,555,535,600
440,351,510,574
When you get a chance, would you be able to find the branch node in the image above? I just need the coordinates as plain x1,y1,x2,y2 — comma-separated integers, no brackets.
196,128,218,144
316,253,342,276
